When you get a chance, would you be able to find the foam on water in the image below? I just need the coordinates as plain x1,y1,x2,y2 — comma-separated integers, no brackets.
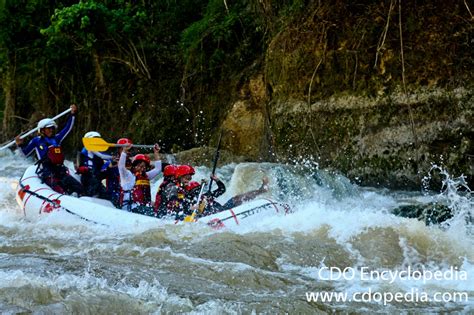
0,151,472,312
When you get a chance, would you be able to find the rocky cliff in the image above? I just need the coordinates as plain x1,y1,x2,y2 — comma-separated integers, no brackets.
219,0,473,189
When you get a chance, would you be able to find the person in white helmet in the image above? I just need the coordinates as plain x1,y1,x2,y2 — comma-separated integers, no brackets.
15,104,82,195
77,131,113,198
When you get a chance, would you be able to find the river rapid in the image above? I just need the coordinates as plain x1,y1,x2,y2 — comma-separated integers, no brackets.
0,149,472,314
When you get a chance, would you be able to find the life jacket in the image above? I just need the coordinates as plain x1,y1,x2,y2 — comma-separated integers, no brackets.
36,136,64,167
35,137,66,181
46,146,65,165
154,178,172,211
131,172,151,206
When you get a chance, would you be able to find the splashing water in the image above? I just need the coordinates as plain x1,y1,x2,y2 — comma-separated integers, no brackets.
0,150,472,313
422,164,473,234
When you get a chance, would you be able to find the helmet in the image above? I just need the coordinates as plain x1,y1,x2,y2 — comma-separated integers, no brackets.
132,154,151,166
117,138,133,145
37,118,57,131
175,165,195,178
163,164,177,177
84,131,101,138
185,181,201,191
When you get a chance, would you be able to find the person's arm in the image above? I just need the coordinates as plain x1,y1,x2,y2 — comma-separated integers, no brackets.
93,151,112,160
17,137,39,158
146,144,162,180
146,160,162,180
56,104,77,143
76,148,89,174
210,175,226,198
101,160,112,172
118,150,134,190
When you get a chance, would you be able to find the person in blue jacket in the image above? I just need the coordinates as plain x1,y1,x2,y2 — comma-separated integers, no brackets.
15,104,83,195
77,131,112,199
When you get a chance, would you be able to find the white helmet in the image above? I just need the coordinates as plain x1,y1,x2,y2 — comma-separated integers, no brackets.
37,118,57,131
84,131,101,138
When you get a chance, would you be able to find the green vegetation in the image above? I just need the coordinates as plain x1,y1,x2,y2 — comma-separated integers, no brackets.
0,0,472,188
0,0,309,149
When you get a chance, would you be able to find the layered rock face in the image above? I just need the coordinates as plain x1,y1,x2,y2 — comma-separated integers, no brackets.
270,89,473,189
223,84,473,189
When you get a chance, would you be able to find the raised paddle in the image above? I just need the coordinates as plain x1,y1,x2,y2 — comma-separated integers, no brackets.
208,131,223,194
0,107,72,151
82,137,155,152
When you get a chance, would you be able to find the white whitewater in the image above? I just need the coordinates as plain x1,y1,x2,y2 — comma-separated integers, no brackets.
0,149,472,313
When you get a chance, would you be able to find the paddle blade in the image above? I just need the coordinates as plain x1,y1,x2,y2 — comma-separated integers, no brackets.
82,137,115,152
183,214,197,222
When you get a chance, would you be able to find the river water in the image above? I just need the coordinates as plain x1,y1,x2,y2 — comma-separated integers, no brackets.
0,149,472,314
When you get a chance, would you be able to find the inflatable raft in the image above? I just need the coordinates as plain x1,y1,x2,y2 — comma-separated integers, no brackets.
15,165,291,229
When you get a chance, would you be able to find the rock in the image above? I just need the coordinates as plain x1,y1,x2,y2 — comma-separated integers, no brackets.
391,203,453,225
221,74,272,160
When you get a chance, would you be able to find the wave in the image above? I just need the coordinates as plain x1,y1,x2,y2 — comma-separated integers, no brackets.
0,151,472,312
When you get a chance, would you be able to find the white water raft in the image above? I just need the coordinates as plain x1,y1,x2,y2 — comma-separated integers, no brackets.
15,165,291,229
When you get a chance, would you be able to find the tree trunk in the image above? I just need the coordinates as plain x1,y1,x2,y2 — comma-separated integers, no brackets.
93,50,105,87
2,64,16,139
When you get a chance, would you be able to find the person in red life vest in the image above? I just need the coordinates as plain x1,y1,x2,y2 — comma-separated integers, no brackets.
77,131,112,199
154,164,178,217
15,104,83,195
118,143,162,215
103,138,133,208
186,174,269,216
164,164,197,220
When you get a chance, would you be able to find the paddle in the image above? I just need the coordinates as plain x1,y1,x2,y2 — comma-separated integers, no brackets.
183,179,207,222
208,131,223,194
82,137,155,152
0,108,72,151
183,132,222,223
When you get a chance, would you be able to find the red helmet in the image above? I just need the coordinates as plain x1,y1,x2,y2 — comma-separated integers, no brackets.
163,165,177,177
132,154,150,166
117,138,133,145
175,165,195,178
185,181,201,191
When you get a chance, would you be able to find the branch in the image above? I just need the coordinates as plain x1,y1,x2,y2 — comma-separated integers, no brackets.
398,0,419,151
307,27,328,106
223,0,229,14
102,56,139,74
464,0,473,19
374,0,395,69
353,31,365,90
128,39,151,80
399,0,406,94
9,115,30,122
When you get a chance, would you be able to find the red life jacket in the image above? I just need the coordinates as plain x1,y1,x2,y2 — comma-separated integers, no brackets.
132,172,151,206
46,146,65,165
154,178,172,210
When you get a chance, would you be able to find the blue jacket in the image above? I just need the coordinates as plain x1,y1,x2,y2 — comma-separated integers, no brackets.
79,148,112,177
20,115,75,160
104,164,121,197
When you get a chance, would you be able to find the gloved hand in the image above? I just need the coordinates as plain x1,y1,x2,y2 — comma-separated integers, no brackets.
76,166,89,174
